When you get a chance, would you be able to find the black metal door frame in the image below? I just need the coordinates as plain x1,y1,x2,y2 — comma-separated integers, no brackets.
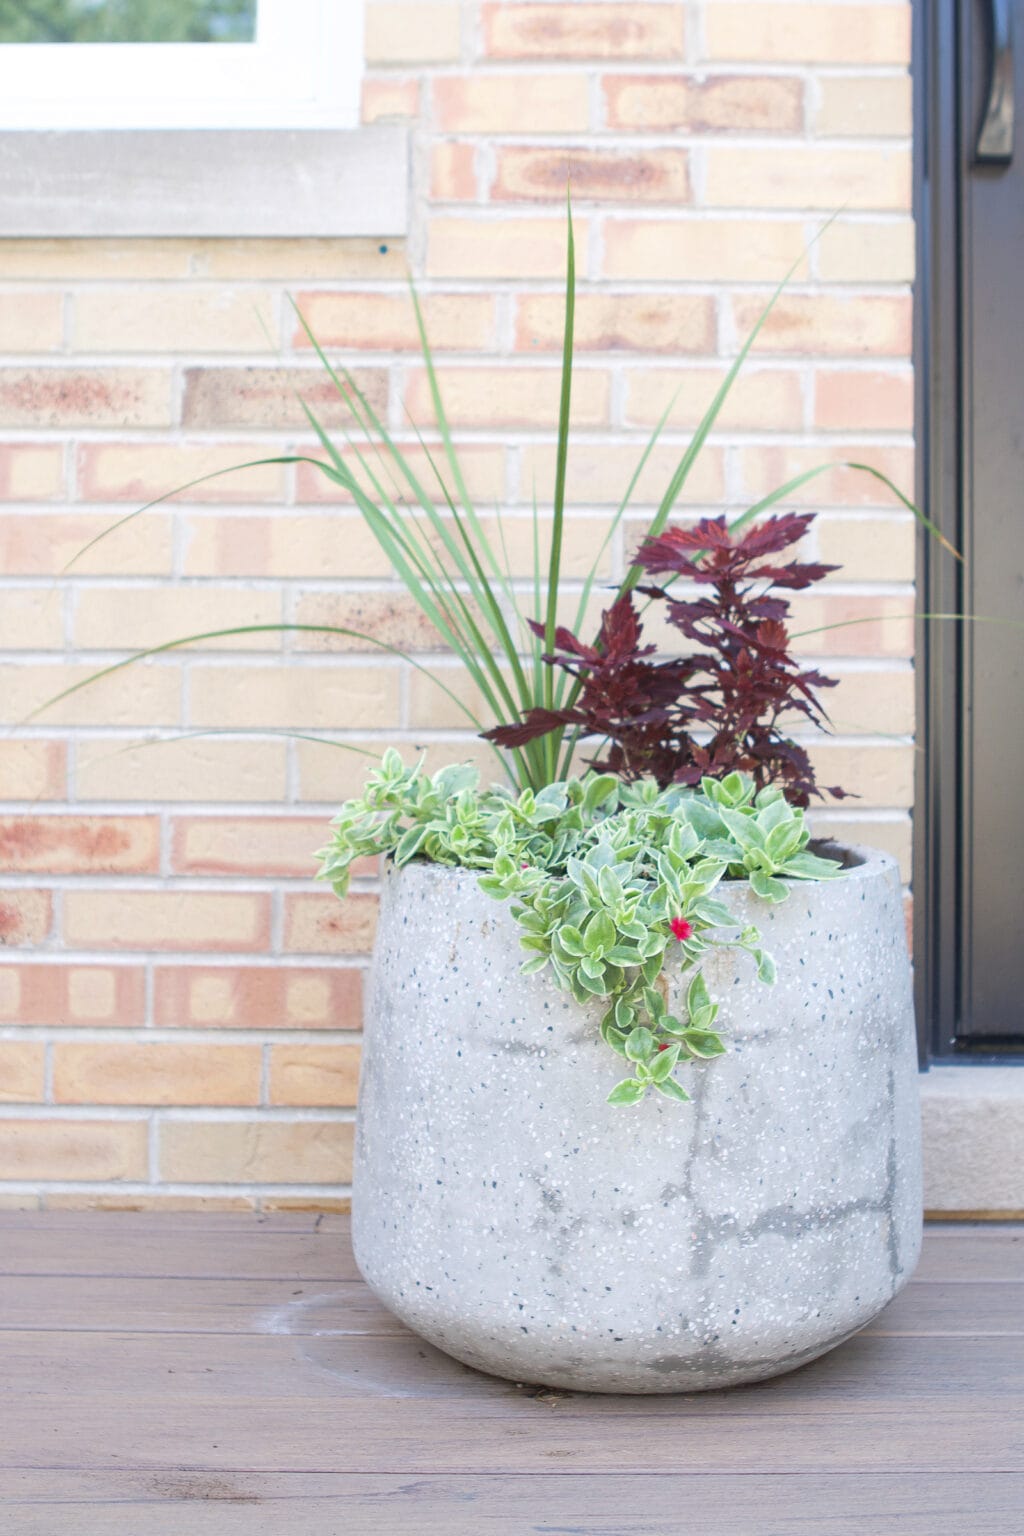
913,0,1023,1062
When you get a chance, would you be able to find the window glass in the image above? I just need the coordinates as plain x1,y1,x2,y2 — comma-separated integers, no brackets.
0,0,257,43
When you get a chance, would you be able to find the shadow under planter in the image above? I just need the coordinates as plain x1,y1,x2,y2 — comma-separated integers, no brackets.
352,848,922,1394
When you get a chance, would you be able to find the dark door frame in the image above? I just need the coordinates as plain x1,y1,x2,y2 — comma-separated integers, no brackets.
913,0,1023,1063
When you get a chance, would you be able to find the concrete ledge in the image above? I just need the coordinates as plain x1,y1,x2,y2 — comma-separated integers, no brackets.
922,1066,1024,1216
0,126,408,237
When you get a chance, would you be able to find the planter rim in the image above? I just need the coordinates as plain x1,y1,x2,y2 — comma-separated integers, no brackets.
383,841,895,889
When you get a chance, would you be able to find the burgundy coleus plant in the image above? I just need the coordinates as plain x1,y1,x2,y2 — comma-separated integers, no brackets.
484,511,847,807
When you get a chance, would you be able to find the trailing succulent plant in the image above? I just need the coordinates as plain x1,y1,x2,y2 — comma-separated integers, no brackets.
318,751,841,1107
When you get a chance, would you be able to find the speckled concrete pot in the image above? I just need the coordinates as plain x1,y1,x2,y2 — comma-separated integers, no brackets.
352,845,922,1394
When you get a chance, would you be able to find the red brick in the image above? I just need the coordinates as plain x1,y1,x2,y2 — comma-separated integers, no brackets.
493,146,690,203
181,368,388,430
154,964,362,1031
0,964,145,1027
484,3,685,60
0,816,159,874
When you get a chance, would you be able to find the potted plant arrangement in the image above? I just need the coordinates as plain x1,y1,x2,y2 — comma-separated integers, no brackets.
48,211,946,1392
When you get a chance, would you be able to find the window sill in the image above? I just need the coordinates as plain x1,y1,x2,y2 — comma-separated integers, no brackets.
922,1065,1024,1216
0,125,408,238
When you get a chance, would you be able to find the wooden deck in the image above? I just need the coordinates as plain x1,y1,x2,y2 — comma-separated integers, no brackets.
0,1214,1021,1534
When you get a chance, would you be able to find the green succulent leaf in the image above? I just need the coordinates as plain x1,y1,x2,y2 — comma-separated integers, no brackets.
607,1078,647,1106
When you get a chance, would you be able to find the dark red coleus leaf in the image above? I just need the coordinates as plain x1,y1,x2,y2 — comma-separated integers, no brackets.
481,512,849,806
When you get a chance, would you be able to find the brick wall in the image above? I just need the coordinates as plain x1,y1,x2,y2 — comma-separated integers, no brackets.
0,0,914,1209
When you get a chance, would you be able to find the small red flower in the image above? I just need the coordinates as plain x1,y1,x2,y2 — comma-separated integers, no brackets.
669,916,693,942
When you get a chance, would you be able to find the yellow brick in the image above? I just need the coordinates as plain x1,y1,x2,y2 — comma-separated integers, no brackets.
0,663,179,728
705,4,910,65
407,666,494,731
0,240,192,279
72,587,283,652
602,218,808,281
493,146,691,205
428,217,590,279
789,592,914,659
0,1119,148,1181
485,3,685,60
816,75,912,137
471,513,613,579
269,1044,362,1107
63,890,269,951
182,513,392,579
0,741,65,800
816,514,916,583
732,294,911,356
434,72,589,132
604,72,804,132
0,443,65,501
405,366,609,429
76,441,286,504
284,893,378,955
365,1,461,63
740,444,915,507
706,145,911,211
0,890,52,946
431,141,478,201
807,744,914,807
0,1043,45,1103
160,1119,354,1183
0,368,172,429
296,736,494,802
818,220,915,283
815,368,914,431
188,239,407,281
188,664,401,730
0,292,63,353
0,512,172,576
170,815,327,877
516,293,714,354
75,738,287,803
295,443,507,509
53,1043,261,1106
624,367,804,431
292,592,448,653
516,441,725,507
294,292,496,351
73,288,279,353
0,588,63,650
361,75,420,124
825,668,914,736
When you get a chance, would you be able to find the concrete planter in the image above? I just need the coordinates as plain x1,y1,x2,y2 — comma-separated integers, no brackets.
353,846,922,1393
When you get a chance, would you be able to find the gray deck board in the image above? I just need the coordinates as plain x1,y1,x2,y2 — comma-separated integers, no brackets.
0,1213,1021,1534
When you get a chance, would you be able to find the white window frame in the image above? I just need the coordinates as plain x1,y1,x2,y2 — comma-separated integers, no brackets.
0,0,363,130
